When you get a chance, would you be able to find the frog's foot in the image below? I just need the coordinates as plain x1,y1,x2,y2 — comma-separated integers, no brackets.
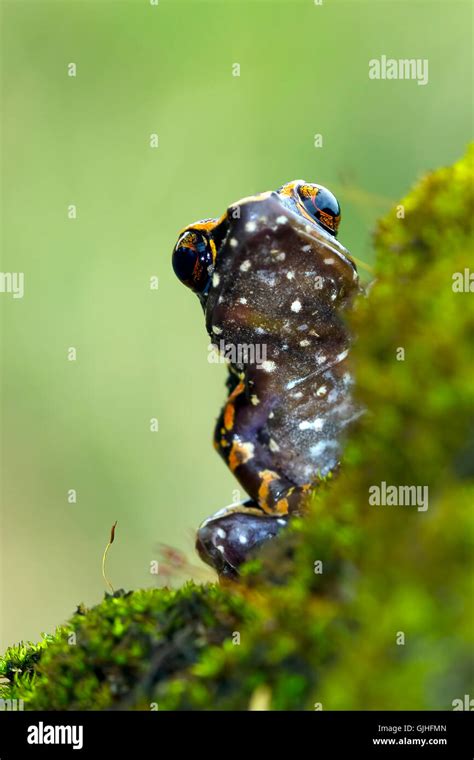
196,500,289,579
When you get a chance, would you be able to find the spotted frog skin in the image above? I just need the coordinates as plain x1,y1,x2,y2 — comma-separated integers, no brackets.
172,181,361,578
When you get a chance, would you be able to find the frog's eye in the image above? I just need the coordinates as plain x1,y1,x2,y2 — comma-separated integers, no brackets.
297,184,341,236
172,229,214,294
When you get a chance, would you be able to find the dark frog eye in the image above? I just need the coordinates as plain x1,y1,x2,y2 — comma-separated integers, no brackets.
297,183,341,236
172,228,215,294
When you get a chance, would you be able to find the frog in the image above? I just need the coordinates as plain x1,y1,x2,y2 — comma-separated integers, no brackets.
172,180,362,579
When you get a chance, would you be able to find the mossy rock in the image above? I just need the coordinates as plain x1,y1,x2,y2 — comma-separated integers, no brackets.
2,147,473,710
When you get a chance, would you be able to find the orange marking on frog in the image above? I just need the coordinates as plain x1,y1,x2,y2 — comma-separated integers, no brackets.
229,440,255,472
223,381,245,431
209,237,217,263
279,182,297,197
258,469,281,513
318,208,339,232
224,403,235,431
275,497,289,515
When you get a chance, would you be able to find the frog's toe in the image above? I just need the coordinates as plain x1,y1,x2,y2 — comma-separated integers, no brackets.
196,508,288,579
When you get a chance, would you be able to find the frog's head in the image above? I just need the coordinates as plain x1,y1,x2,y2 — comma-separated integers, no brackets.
172,181,359,345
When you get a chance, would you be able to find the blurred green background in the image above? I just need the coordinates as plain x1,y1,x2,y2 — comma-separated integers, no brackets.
0,0,471,651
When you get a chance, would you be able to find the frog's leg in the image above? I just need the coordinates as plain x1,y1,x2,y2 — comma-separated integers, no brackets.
196,499,289,579
214,378,312,516
196,378,311,577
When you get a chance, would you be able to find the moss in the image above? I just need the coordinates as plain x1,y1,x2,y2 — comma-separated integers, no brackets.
0,634,62,703
1,584,252,710
2,146,473,710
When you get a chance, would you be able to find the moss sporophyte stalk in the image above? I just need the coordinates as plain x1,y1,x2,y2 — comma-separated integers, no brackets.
102,521,118,595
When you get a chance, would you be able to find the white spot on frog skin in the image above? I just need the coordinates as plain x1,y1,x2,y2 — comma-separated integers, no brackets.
261,360,276,373
216,545,225,553
239,534,248,544
310,440,338,457
264,274,277,287
291,300,302,313
336,349,349,362
212,325,223,335
245,221,257,232
327,389,339,403
291,391,303,399
232,441,256,464
302,245,312,252
299,418,324,432
316,385,327,397
269,411,274,419
276,215,288,224
269,439,280,452
230,238,239,248
216,528,227,539
277,518,287,526
287,271,295,280
299,339,310,347
250,394,260,405
276,252,286,261
239,297,247,305
212,272,220,287
240,260,251,272
316,355,327,365
324,258,335,265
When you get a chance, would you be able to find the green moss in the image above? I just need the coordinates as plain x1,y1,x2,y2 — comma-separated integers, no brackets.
0,634,62,704
2,146,473,710
1,584,252,710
